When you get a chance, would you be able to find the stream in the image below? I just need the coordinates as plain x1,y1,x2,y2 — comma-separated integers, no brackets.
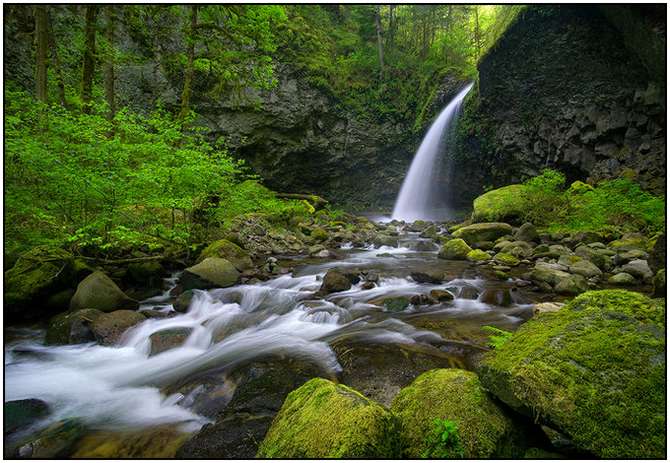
4,224,544,455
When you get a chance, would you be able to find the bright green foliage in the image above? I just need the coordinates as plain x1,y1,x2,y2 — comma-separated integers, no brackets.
479,290,666,458
257,378,399,458
471,169,665,235
422,418,465,458
391,369,514,458
4,88,310,256
481,325,513,349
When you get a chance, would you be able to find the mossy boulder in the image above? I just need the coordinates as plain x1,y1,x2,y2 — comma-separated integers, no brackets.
70,271,138,312
478,290,665,458
608,272,636,285
452,223,514,244
197,239,253,271
514,222,539,242
4,399,50,435
493,252,520,266
72,426,189,458
391,369,515,458
438,239,472,260
180,258,240,290
310,227,329,242
46,309,104,345
608,236,648,252
472,185,527,224
370,295,411,312
466,249,490,262
11,419,85,458
4,246,78,319
90,310,147,346
257,378,398,458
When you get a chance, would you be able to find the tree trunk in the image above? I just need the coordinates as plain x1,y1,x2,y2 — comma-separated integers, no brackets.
81,5,98,114
178,5,198,121
34,6,48,103
103,6,116,121
374,5,384,80
46,8,67,107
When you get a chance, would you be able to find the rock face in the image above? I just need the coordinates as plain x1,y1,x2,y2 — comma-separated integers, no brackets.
180,258,240,290
257,378,398,458
478,290,665,458
70,271,138,312
452,6,665,205
391,369,515,458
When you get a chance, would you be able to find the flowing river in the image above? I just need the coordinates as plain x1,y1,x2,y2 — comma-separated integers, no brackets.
4,225,542,454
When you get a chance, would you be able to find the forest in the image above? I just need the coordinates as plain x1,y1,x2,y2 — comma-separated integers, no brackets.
3,3,667,460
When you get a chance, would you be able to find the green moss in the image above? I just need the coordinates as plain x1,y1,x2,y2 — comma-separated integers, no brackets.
257,378,399,458
466,249,490,262
197,239,253,271
310,227,328,242
478,290,665,458
452,223,513,244
472,184,528,223
608,236,648,251
391,369,513,458
438,239,472,260
493,252,520,266
567,180,594,195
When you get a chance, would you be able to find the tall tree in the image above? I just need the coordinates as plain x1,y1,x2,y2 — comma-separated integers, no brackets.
34,5,48,103
81,5,98,114
103,6,116,120
179,5,198,121
374,5,384,80
46,8,67,107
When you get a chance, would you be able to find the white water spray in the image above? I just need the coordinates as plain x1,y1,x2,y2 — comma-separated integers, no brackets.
392,82,474,222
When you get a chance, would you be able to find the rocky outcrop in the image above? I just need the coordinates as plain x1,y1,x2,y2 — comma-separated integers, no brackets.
452,6,665,205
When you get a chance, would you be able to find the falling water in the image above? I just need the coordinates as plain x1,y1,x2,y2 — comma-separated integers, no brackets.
392,82,474,222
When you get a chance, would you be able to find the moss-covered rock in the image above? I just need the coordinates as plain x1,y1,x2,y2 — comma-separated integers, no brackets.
472,185,527,224
310,227,329,242
370,295,411,312
493,252,520,266
608,236,648,251
70,271,138,312
608,272,637,285
391,369,514,458
452,222,513,244
72,426,189,458
466,249,490,262
4,399,50,435
126,260,164,289
652,268,665,297
478,290,665,458
257,378,398,458
12,419,85,458
180,258,240,290
4,246,77,319
438,239,472,260
46,309,104,345
318,269,352,294
197,239,253,271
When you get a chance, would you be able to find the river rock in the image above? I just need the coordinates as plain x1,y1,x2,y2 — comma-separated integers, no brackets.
607,272,636,285
514,222,538,243
391,369,515,458
180,258,240,290
149,328,192,355
493,252,519,267
373,234,398,248
438,239,472,260
479,289,513,307
197,239,253,271
613,249,649,265
90,310,147,346
496,240,533,258
466,249,490,262
45,308,104,345
452,223,514,244
410,294,438,306
532,302,564,315
567,260,602,279
429,289,455,302
174,290,194,313
554,274,588,295
478,290,665,458
608,235,648,252
530,262,587,294
257,378,398,458
620,259,653,281
4,399,50,435
69,271,138,312
72,426,190,458
319,269,352,294
371,296,411,312
13,419,85,459
411,271,443,284
574,245,612,271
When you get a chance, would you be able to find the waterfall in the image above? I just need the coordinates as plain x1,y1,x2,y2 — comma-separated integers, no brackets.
392,82,474,222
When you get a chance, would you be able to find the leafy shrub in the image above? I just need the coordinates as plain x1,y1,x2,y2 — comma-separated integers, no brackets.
421,418,465,458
